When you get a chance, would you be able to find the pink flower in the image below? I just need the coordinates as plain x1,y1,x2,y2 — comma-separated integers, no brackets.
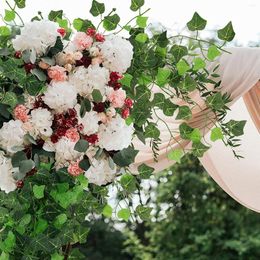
14,104,29,122
73,32,93,51
48,65,67,82
68,160,84,176
91,56,103,65
65,128,80,142
107,89,126,108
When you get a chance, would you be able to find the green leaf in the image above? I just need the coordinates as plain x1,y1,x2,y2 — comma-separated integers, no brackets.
14,0,25,8
138,163,155,179
102,205,113,218
217,21,235,42
51,253,64,260
206,92,225,110
48,36,64,56
11,151,27,167
73,18,95,31
177,59,190,76
136,16,148,28
171,45,188,63
4,10,15,22
19,159,35,175
31,68,47,81
156,68,171,87
187,12,207,31
163,99,178,116
167,149,183,163
0,26,11,36
176,106,192,120
74,139,89,153
48,10,63,21
190,128,202,143
54,213,67,229
182,74,197,92
119,74,133,87
130,0,145,11
153,93,165,109
0,252,9,260
135,33,148,43
33,185,45,199
2,92,18,108
120,174,137,192
136,205,152,221
145,123,160,139
34,219,48,234
73,18,83,31
225,120,246,136
118,208,131,221
90,0,105,17
103,14,120,31
79,158,90,171
2,231,16,253
192,142,210,157
56,18,69,29
113,146,138,167
19,214,31,226
80,98,91,117
210,127,223,141
207,45,221,61
179,122,193,140
92,89,103,102
193,57,206,71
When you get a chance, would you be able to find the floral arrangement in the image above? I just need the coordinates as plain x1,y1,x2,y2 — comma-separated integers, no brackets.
0,0,246,258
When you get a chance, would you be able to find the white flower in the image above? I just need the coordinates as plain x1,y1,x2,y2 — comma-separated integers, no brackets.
69,65,109,98
98,115,134,151
54,137,83,169
98,35,133,73
43,81,77,113
75,104,100,135
0,120,26,153
12,20,59,56
30,108,53,138
0,152,17,193
85,158,116,186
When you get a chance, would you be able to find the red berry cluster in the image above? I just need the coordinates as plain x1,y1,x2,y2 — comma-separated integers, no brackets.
93,102,105,113
83,133,99,144
33,95,50,110
86,28,105,42
51,108,80,143
75,56,92,68
57,28,66,38
109,72,123,90
121,98,133,119
24,63,36,73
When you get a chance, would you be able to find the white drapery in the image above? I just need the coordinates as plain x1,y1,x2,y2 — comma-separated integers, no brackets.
133,48,260,212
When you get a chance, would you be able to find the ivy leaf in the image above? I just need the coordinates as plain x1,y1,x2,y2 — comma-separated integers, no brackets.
225,120,246,136
90,0,105,17
181,74,197,92
14,0,25,8
51,253,64,260
176,106,192,120
193,57,206,71
130,0,145,11
2,92,18,108
192,142,210,157
103,14,120,31
145,123,160,139
74,139,89,153
136,16,148,28
118,208,131,221
4,10,15,22
102,205,113,218
33,185,45,199
177,59,190,76
179,122,193,140
206,92,225,110
163,99,178,116
207,45,221,61
187,12,207,31
80,98,91,117
210,127,223,141
53,214,67,229
113,146,138,167
92,89,103,102
0,26,11,36
153,93,165,109
190,128,202,143
2,231,16,253
156,68,171,87
73,18,95,31
119,74,133,87
167,149,183,163
217,22,235,42
135,33,148,43
34,219,48,234
138,163,155,179
19,159,35,175
48,36,63,56
171,45,188,63
136,205,152,221
120,174,137,192
48,10,63,21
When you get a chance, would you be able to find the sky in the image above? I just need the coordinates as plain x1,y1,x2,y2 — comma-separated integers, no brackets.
1,0,260,45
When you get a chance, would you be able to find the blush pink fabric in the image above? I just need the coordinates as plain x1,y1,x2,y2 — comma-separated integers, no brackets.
133,47,260,212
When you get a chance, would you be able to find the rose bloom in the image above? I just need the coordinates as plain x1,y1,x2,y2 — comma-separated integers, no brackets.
107,88,126,108
73,32,93,51
65,128,80,142
48,65,67,81
68,160,84,176
14,104,29,122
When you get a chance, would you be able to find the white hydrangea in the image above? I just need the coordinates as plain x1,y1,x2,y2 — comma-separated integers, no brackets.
0,152,17,193
98,35,133,73
43,81,77,113
85,158,116,186
69,65,109,98
75,104,100,135
54,137,83,169
12,20,59,56
0,120,26,153
98,115,134,151
30,108,53,138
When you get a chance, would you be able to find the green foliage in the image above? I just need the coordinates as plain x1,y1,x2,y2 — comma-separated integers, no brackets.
130,0,145,11
187,12,207,31
218,21,235,41
90,0,105,17
103,14,120,31
74,139,89,153
4,10,15,22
